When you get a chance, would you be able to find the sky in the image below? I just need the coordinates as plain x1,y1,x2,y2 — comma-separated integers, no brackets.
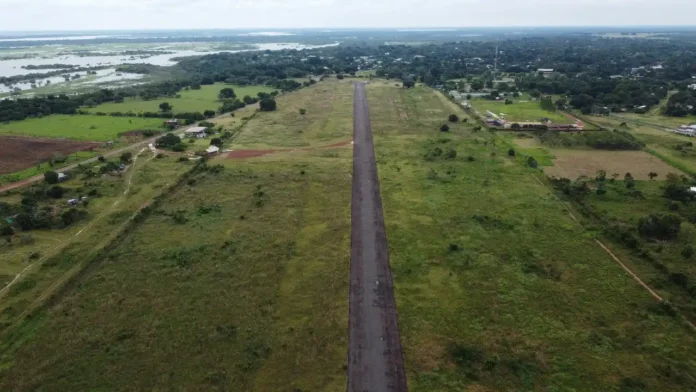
1,0,695,31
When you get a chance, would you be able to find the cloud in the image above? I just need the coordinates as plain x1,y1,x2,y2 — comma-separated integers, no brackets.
0,0,695,30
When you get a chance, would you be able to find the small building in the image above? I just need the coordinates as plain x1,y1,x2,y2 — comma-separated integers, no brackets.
184,127,208,138
67,199,79,206
57,173,68,182
537,68,555,77
165,119,180,127
674,125,696,137
206,145,220,155
690,187,696,194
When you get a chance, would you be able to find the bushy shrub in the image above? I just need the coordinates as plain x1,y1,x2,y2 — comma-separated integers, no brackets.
637,214,681,240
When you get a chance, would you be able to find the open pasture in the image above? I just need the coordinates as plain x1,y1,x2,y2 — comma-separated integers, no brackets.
0,115,164,141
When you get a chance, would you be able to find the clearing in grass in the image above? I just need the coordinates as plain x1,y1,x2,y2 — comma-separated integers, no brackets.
0,115,164,141
544,149,683,180
0,136,99,175
472,98,569,124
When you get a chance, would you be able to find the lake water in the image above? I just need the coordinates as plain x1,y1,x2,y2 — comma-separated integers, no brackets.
0,68,146,93
0,42,339,78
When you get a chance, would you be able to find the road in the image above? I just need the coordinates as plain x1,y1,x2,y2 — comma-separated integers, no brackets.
347,82,407,392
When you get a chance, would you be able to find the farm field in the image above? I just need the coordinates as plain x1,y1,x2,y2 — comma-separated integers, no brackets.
366,84,696,391
588,115,696,174
471,98,569,123
543,149,680,180
87,84,275,115
0,80,354,391
0,136,99,175
0,115,164,141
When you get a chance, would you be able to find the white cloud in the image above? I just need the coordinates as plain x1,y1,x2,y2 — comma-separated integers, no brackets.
0,0,695,30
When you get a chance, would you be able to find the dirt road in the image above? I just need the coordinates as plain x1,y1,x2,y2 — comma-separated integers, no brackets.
348,82,407,392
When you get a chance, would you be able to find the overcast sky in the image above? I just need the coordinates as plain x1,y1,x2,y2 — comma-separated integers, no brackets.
1,0,695,31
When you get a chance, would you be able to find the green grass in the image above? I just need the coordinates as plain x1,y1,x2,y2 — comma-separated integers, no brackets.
0,80,354,390
472,98,570,123
87,84,275,115
367,84,696,391
232,81,353,149
0,115,164,141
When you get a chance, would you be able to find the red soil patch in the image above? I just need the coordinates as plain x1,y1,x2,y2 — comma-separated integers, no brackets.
226,139,352,159
0,136,100,175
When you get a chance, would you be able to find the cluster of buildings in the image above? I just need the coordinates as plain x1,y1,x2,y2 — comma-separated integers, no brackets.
674,124,696,137
482,111,584,131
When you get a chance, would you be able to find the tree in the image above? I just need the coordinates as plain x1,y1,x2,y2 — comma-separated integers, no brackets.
299,108,307,115
159,102,173,112
637,214,681,240
648,172,658,180
448,114,459,122
527,157,539,168
210,138,223,147
259,98,277,112
596,170,607,182
403,79,415,88
682,245,694,260
155,133,182,149
204,110,216,118
242,95,257,105
336,74,345,80
44,170,59,184
440,124,450,132
218,88,236,100
508,149,516,157
511,123,521,130
624,172,635,189
0,225,14,238
120,152,132,163
466,94,472,100
46,185,64,199
83,98,96,108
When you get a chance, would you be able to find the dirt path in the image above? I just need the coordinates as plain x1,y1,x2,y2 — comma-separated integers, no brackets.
348,82,407,392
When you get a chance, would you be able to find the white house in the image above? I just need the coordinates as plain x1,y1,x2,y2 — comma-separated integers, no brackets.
206,145,220,155
184,127,208,138
57,172,68,182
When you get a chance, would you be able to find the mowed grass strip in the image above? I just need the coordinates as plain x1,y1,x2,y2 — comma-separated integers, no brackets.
0,115,164,141
0,81,354,391
87,84,275,114
472,99,569,123
232,80,354,149
367,84,696,391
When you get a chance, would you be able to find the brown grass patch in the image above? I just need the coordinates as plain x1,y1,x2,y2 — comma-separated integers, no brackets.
0,136,99,175
545,149,682,180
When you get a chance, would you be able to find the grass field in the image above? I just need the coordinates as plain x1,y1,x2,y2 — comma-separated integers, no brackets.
230,80,353,149
0,115,164,141
367,84,696,391
87,84,275,115
0,80,354,391
471,98,570,123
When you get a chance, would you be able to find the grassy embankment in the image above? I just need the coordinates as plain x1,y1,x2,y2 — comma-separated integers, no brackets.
0,79,354,391
367,82,696,391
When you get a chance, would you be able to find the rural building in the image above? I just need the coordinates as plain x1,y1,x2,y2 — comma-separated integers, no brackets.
57,172,68,182
688,84,696,90
184,127,208,138
690,187,696,194
164,119,180,127
206,146,220,155
537,68,555,77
